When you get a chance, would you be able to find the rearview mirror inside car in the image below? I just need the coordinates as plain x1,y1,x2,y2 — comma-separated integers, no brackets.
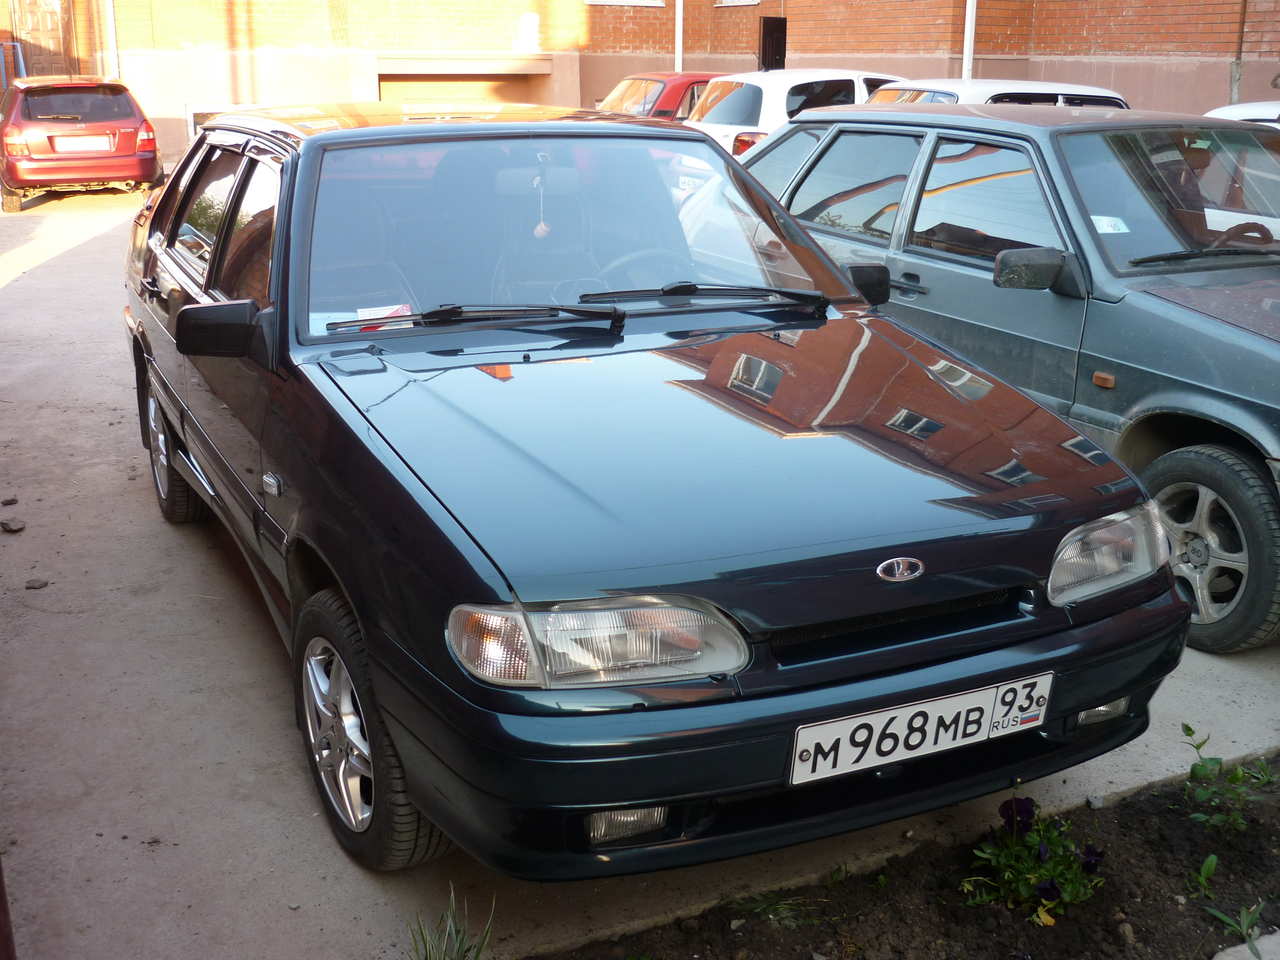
175,300,258,358
993,247,1066,290
848,263,891,306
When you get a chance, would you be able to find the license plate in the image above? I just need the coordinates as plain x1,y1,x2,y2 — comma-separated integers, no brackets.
53,135,111,153
790,672,1054,786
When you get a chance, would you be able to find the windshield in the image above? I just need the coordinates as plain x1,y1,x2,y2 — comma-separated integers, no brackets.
22,84,136,122
306,135,844,335
598,78,665,116
1060,125,1280,270
687,81,763,126
868,88,959,105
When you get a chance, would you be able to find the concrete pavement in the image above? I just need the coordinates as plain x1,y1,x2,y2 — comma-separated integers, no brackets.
1,190,1278,960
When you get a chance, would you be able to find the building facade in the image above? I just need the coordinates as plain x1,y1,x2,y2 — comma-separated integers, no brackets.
2,0,1276,160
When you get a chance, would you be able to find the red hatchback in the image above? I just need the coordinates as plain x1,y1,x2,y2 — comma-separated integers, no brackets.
1,75,161,212
598,72,722,121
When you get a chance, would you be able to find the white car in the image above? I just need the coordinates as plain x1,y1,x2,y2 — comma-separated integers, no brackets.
1205,101,1280,129
685,68,902,156
868,78,1129,108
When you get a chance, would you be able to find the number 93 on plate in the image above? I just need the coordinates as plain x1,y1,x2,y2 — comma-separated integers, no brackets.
789,673,1054,786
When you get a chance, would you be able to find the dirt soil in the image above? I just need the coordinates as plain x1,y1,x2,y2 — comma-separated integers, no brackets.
532,755,1279,960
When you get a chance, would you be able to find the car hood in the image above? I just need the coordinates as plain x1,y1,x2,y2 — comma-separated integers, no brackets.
320,310,1139,631
1137,265,1280,343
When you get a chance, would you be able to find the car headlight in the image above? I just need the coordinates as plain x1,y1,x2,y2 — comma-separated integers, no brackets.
446,595,750,688
1047,501,1169,606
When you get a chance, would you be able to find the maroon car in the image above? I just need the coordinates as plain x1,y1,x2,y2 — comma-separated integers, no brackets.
598,71,722,121
0,75,161,212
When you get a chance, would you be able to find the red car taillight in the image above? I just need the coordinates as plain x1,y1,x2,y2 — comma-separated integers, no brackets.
732,131,766,155
2,125,29,157
137,120,156,151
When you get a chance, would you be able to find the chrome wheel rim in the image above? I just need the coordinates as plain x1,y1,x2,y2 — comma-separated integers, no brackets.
302,638,374,832
146,393,169,499
1156,482,1248,625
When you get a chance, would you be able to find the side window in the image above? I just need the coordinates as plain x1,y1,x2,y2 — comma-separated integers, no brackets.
169,148,243,280
215,160,279,308
675,82,705,121
785,80,857,118
747,126,829,199
788,132,923,244
909,139,1061,261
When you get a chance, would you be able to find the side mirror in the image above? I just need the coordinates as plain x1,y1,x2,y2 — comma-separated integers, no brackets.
175,300,258,358
848,263,891,306
993,246,1065,290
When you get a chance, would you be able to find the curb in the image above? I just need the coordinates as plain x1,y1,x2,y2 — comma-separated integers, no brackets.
0,854,16,960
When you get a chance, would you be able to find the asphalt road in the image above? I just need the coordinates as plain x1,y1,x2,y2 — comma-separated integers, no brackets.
1,191,1278,960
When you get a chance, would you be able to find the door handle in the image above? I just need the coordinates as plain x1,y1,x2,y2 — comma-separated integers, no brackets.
140,276,163,299
890,273,929,295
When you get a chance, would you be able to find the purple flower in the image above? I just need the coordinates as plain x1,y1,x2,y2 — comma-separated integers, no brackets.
999,796,1036,834
1036,879,1062,902
1080,844,1104,875
1038,841,1051,863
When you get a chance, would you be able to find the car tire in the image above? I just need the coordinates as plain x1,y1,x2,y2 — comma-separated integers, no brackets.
142,378,209,523
294,588,452,871
1,185,21,214
1143,444,1280,653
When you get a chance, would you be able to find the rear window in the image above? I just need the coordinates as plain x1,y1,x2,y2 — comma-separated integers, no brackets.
868,88,958,105
21,85,137,122
785,80,858,118
599,78,665,117
688,81,764,126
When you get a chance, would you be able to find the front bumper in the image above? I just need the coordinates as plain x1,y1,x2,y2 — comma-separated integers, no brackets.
374,589,1187,880
2,152,159,190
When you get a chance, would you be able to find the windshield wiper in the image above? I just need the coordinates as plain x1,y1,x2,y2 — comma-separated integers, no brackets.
1129,247,1280,266
579,280,830,314
325,302,624,334
35,113,81,120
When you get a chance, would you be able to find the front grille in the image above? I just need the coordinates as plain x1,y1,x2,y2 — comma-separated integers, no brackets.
762,587,1027,664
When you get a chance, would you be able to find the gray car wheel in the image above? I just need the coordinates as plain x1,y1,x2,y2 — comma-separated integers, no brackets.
1143,444,1280,653
142,380,208,523
294,588,452,870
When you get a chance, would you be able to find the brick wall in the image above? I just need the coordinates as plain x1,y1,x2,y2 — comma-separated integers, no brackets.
1028,0,1246,56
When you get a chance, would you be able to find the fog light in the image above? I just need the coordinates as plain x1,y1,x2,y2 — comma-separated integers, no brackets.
1077,697,1129,726
586,806,668,845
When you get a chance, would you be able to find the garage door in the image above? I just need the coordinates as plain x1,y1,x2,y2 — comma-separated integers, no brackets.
378,75,536,105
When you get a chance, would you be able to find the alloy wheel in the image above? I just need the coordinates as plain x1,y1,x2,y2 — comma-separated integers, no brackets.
1156,481,1249,624
301,637,374,832
147,393,170,499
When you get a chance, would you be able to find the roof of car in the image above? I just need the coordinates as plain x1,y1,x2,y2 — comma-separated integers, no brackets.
1205,101,1280,120
710,68,901,89
624,72,722,82
11,74,121,89
876,77,1126,99
207,101,691,144
789,102,1252,131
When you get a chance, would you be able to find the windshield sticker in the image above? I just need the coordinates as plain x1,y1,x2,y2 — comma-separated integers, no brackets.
356,303,413,322
1091,215,1130,234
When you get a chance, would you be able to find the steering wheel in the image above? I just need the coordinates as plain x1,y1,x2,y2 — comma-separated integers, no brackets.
599,248,692,286
1209,220,1274,248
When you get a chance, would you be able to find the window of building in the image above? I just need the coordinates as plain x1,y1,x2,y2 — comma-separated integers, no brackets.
909,139,1061,261
927,358,993,402
215,160,279,308
586,0,663,6
1062,435,1111,465
729,354,783,404
170,148,244,281
885,408,943,439
789,132,923,244
986,459,1047,486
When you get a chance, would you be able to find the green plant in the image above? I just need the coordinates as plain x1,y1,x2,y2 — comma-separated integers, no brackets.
824,862,853,886
1241,757,1275,786
1182,723,1255,831
959,796,1104,925
869,872,889,890
740,891,827,929
1203,900,1266,960
406,885,494,960
1188,853,1218,899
